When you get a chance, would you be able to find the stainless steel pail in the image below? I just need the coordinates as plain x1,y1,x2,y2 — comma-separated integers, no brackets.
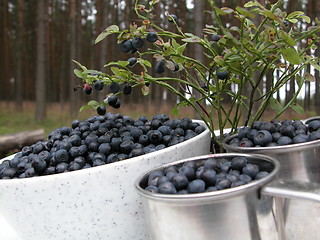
223,136,320,239
134,154,320,240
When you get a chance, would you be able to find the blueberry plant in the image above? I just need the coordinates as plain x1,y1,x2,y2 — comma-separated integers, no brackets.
74,0,320,152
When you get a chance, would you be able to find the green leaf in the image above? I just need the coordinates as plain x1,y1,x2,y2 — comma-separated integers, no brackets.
311,61,320,71
290,103,304,115
279,30,296,46
236,7,255,18
139,59,152,68
171,105,179,116
280,48,301,65
287,11,304,19
79,105,92,112
182,36,202,43
95,25,119,44
72,60,87,71
295,74,303,88
244,1,262,8
260,10,281,22
110,67,121,75
300,15,311,24
141,85,149,96
176,43,187,55
270,97,282,113
88,100,100,108
74,69,85,79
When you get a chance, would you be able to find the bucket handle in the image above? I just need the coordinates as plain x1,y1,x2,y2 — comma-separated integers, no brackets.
261,178,320,202
261,179,320,240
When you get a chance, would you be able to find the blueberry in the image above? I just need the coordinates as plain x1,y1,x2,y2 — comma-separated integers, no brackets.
277,136,293,145
158,181,177,194
200,169,217,186
147,130,163,144
92,159,105,167
127,57,137,67
163,166,178,175
83,84,92,95
146,32,158,43
113,99,121,109
122,84,132,95
247,129,258,141
24,167,36,178
131,37,144,49
253,130,273,146
94,80,104,91
231,157,248,170
107,95,118,107
172,173,189,190
32,159,47,173
68,162,82,171
255,171,269,180
69,134,82,146
145,185,159,193
239,174,252,183
168,14,177,22
54,149,69,164
219,161,231,172
157,176,169,186
238,126,250,139
293,134,308,144
308,120,320,132
166,171,178,181
195,125,206,134
155,60,165,74
211,34,221,42
187,179,206,193
1,168,17,179
259,122,277,133
242,164,259,178
279,124,296,138
106,153,119,163
119,39,133,53
73,156,86,168
239,138,253,147
179,166,195,181
251,121,263,130
97,105,106,116
120,140,134,154
216,179,231,190
272,132,282,142
307,130,320,141
22,146,33,156
231,180,246,188
216,67,228,80
206,186,218,192
157,125,172,136
109,82,121,93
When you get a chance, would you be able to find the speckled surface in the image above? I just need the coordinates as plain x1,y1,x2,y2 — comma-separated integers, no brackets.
0,121,211,240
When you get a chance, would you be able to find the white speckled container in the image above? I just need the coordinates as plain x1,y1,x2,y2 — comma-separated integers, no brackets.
0,120,210,240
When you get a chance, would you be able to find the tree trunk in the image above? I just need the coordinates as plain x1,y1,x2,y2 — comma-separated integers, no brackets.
69,0,79,118
0,129,45,153
35,0,47,121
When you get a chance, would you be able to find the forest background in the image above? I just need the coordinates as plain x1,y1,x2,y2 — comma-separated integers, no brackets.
0,0,319,138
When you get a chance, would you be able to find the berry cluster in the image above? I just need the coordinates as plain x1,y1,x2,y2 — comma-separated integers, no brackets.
144,156,270,194
229,119,320,147
0,113,206,180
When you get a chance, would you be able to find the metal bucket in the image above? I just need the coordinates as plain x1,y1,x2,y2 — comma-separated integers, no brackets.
134,153,320,240
223,136,320,239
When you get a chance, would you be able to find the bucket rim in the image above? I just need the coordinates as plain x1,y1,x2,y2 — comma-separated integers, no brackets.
134,153,280,203
222,133,320,154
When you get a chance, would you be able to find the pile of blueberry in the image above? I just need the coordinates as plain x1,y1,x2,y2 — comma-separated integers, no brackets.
143,156,270,194
0,113,206,180
228,119,320,147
